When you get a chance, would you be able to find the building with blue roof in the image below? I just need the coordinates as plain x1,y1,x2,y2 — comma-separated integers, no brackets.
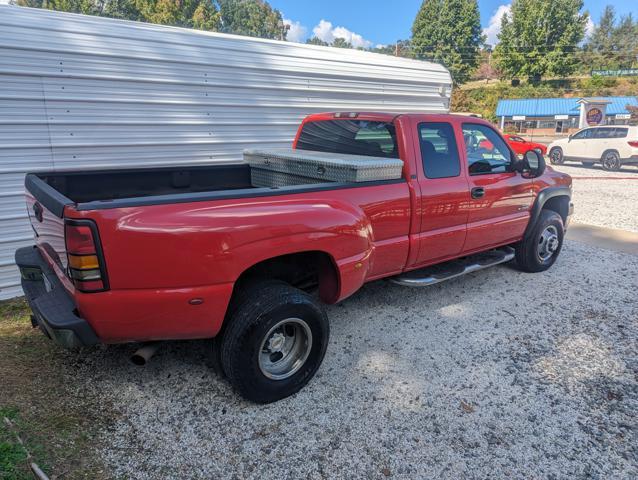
495,96,637,138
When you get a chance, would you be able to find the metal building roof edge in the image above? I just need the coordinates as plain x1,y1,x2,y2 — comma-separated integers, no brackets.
496,96,638,117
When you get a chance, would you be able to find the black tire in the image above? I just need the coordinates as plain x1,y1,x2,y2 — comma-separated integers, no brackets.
581,161,595,167
210,279,260,378
514,210,564,273
549,147,564,165
601,150,621,171
220,281,329,403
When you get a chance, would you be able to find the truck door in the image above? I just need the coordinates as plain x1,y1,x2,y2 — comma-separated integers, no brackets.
411,120,470,266
461,122,534,252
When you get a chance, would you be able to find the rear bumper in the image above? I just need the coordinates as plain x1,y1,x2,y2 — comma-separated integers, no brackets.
15,246,98,349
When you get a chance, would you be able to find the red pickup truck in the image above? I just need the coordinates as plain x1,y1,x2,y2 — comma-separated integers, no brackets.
17,112,572,402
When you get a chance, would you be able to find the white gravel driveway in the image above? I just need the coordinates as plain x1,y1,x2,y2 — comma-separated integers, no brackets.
551,163,638,232
60,240,637,479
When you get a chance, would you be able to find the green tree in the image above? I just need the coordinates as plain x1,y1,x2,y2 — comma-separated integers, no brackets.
305,37,329,46
192,2,221,31
411,0,483,84
15,0,292,38
611,14,638,68
17,0,100,15
331,38,353,49
370,40,413,58
494,0,588,79
217,0,286,39
588,5,615,64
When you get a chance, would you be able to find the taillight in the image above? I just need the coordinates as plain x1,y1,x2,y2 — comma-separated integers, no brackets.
628,141,638,148
64,219,108,292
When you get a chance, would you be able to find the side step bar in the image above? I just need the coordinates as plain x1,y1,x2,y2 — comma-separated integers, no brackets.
390,247,515,287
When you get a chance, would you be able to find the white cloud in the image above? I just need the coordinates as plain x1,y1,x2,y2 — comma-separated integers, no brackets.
283,18,307,43
312,19,372,49
0,0,11,4
585,17,595,39
483,4,511,46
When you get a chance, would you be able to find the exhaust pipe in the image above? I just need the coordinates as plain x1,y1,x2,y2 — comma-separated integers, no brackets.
131,342,161,366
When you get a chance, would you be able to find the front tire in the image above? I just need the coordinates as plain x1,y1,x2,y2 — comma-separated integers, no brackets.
601,150,621,171
220,281,329,403
549,147,564,165
514,210,564,273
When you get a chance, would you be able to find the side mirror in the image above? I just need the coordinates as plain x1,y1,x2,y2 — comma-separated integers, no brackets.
522,150,546,177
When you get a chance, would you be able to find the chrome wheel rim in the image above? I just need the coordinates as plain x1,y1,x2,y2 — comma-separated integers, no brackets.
538,225,559,261
258,318,312,380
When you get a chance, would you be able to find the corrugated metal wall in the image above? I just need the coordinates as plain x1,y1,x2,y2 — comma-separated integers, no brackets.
0,6,452,300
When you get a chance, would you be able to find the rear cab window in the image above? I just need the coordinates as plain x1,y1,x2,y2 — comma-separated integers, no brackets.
462,123,513,175
418,122,460,178
296,120,399,158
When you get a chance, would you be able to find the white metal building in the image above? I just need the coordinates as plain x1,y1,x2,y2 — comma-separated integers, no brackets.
0,6,452,299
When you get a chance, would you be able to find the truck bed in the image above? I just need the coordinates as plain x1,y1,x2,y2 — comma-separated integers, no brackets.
27,163,403,216
34,164,255,204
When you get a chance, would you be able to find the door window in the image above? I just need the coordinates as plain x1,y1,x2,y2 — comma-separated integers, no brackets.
418,123,461,179
509,136,525,143
571,128,593,140
462,123,513,175
593,128,614,139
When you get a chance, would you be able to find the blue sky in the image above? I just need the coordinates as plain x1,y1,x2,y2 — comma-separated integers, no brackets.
272,0,638,47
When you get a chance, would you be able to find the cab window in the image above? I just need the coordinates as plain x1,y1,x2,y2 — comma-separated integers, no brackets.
418,122,460,179
462,123,512,175
296,120,399,158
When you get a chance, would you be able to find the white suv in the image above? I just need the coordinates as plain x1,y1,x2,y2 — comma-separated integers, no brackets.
548,125,638,171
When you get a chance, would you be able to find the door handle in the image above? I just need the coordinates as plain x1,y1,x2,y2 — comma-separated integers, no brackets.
471,187,485,199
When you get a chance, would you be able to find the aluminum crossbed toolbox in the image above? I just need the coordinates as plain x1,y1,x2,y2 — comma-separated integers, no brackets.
244,148,404,185
250,168,322,188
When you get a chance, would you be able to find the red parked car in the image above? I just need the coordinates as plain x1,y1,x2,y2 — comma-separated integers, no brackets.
504,134,548,156
17,112,572,402
479,134,547,156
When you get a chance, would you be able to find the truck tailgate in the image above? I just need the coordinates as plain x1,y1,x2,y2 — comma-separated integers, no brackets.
24,174,73,274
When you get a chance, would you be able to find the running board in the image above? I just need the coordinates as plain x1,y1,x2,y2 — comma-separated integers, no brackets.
390,247,515,287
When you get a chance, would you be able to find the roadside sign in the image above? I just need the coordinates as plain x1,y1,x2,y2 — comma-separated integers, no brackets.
512,115,526,120
554,114,569,120
592,69,638,77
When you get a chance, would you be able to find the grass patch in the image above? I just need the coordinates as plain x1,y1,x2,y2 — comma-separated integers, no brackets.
0,298,111,479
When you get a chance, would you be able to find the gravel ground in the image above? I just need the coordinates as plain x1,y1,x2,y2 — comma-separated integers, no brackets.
550,163,638,232
56,240,637,479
